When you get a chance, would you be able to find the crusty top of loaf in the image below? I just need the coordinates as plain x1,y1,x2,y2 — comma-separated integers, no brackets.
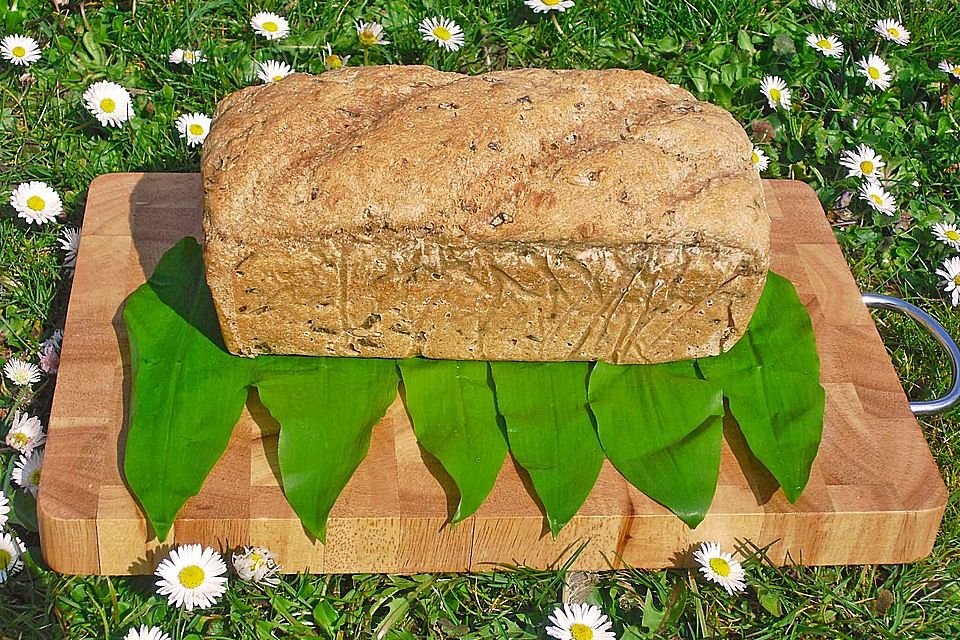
202,65,766,252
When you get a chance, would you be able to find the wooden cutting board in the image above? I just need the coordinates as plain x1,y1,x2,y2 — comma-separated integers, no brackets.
37,174,947,575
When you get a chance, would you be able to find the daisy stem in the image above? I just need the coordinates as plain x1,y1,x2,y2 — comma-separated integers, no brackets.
550,12,566,37
363,47,369,66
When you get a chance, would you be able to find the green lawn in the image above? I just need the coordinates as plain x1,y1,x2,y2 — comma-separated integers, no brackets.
2,0,960,637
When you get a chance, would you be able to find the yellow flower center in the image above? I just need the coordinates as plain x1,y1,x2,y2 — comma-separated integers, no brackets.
178,564,205,589
954,275,960,286
709,556,732,577
887,27,899,37
12,46,26,58
100,97,116,113
432,26,452,41
0,550,11,571
860,160,874,174
326,54,343,69
870,193,884,205
947,230,960,241
868,67,880,79
953,66,960,75
359,30,377,46
817,38,831,49
29,467,41,486
544,0,561,4
12,433,29,447
263,21,278,32
272,74,284,82
184,51,195,62
769,87,781,100
570,623,594,640
26,195,45,211
188,123,204,136
751,151,760,164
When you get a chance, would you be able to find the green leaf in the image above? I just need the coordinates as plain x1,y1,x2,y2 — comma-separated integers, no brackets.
312,600,340,633
490,362,602,537
641,589,665,635
398,359,505,523
589,360,724,528
757,587,783,616
697,272,824,502
12,489,37,532
123,238,252,541
255,357,398,542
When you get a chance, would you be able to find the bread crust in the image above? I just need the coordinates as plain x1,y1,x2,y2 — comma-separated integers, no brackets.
202,66,769,363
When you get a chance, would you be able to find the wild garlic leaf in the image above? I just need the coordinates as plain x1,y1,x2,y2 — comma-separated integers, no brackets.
490,361,603,537
398,359,506,524
697,271,824,502
590,359,724,528
123,237,253,541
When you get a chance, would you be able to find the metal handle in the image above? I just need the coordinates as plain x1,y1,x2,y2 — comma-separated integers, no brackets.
862,293,960,416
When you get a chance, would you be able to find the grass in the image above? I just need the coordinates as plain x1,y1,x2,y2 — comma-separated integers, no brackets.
1,0,960,637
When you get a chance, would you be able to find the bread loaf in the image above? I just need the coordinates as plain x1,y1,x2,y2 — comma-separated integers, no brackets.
201,65,769,364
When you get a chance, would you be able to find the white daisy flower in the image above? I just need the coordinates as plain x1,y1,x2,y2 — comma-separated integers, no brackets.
857,54,892,90
0,532,25,583
808,0,837,11
9,181,62,225
839,144,885,179
59,226,80,269
232,546,280,587
545,602,615,640
937,256,960,307
39,342,60,374
875,19,910,45
169,49,206,65
82,80,134,127
256,60,293,84
155,544,229,611
859,180,896,215
13,450,43,497
355,21,390,47
250,12,289,40
933,222,960,249
0,35,42,66
0,492,9,529
175,112,211,147
123,625,171,640
693,541,747,595
322,43,350,70
418,16,465,52
759,76,791,110
806,33,844,58
4,357,42,387
939,60,960,79
751,146,770,172
5,411,45,456
524,0,576,13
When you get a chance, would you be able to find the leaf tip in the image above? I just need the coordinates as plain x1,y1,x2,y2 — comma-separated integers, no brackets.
549,520,564,540
152,519,174,543
305,522,328,544
783,484,804,503
679,512,707,529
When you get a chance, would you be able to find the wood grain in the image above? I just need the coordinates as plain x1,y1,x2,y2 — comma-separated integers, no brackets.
37,174,947,575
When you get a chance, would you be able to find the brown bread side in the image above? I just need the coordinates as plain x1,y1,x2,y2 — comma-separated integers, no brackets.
201,66,769,363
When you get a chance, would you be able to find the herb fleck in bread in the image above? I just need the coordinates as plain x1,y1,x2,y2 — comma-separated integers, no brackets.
201,65,769,363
